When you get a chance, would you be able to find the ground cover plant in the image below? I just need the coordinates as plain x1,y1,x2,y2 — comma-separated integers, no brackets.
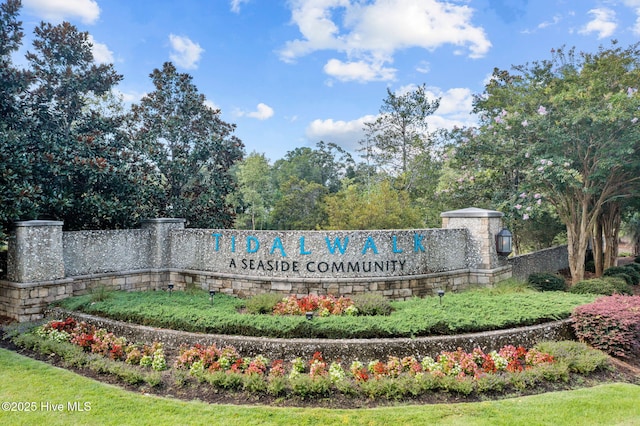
53,286,596,339
1,348,638,426
2,318,620,405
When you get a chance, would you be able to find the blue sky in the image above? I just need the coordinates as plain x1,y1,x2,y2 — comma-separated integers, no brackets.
15,0,640,162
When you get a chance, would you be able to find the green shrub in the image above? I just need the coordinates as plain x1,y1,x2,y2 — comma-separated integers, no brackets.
569,277,633,296
585,260,596,273
244,293,284,315
90,285,112,303
53,289,596,339
527,273,567,292
351,293,393,316
634,255,640,263
534,341,610,375
603,266,639,285
624,262,640,274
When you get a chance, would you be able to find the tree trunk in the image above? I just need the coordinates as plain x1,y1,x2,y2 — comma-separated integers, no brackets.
601,202,621,270
566,221,589,285
593,222,604,277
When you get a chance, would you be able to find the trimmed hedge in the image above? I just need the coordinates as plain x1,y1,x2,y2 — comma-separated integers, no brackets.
569,277,633,296
572,295,640,358
603,266,640,286
53,289,595,339
527,273,567,292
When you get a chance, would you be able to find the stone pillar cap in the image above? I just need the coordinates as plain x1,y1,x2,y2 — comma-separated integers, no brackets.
13,220,64,227
140,218,186,224
440,207,504,218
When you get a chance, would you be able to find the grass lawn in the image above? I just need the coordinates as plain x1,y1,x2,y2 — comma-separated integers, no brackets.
1,348,638,426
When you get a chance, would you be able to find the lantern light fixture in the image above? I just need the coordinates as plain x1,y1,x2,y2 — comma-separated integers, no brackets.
496,228,513,257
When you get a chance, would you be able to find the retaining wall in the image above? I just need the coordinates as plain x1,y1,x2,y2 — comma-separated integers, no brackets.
509,245,569,280
47,308,576,361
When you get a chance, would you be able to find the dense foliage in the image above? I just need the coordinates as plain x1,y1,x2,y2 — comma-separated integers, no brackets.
0,1,243,238
569,277,633,296
572,295,640,359
440,42,640,283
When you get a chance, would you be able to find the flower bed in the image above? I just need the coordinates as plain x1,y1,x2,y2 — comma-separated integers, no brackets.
7,318,612,401
35,317,167,371
273,294,357,316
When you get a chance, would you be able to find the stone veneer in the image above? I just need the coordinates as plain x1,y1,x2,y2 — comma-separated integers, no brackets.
1,208,524,322
47,307,576,361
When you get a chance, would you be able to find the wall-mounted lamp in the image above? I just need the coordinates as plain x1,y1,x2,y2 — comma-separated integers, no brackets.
209,289,216,305
167,283,174,295
437,289,445,305
495,228,513,257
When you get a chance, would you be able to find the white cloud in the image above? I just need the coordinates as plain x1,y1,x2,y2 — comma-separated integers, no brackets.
23,0,100,24
87,35,113,64
230,0,250,13
204,99,220,112
169,34,204,69
236,103,275,120
305,115,376,151
620,1,640,35
112,89,145,105
324,58,396,82
306,86,476,152
579,8,617,39
280,0,490,82
416,60,430,74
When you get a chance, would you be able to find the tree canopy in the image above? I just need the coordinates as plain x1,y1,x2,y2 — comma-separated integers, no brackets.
442,42,640,283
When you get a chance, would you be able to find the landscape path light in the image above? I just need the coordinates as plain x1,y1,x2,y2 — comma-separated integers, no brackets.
167,283,174,296
306,311,314,320
209,289,216,305
437,289,445,305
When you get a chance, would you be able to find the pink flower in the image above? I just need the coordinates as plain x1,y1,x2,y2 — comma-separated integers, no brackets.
523,214,530,220
515,204,522,210
521,119,528,127
534,193,541,199
519,192,527,198
537,105,547,115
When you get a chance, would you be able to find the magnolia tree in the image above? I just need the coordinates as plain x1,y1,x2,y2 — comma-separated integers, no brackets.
445,43,640,284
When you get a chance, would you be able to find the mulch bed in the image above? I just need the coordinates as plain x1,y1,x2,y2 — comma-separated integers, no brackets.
1,315,638,409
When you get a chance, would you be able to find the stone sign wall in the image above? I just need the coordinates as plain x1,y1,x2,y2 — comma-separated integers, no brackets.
170,228,475,279
0,208,526,322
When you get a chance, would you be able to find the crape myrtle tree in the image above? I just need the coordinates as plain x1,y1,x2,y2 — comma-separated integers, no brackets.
446,42,640,284
128,62,244,228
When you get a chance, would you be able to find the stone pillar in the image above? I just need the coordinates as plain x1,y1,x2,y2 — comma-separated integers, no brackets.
140,218,186,269
7,220,65,283
441,207,506,270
